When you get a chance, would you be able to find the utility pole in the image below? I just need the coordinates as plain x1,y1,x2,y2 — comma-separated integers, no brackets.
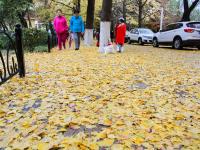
160,7,164,30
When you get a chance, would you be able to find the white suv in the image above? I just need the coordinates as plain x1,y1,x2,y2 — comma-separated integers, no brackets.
153,21,200,50
127,28,154,45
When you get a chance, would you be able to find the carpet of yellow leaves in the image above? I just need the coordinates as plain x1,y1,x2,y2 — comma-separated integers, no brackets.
0,45,200,149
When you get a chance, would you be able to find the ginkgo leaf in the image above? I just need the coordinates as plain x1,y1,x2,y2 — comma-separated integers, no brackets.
111,144,124,150
97,139,114,147
37,142,49,150
0,45,199,150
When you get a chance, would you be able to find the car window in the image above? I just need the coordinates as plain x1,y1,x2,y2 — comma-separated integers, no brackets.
161,26,170,32
139,29,153,34
176,23,183,29
164,23,182,31
166,24,176,31
134,29,139,34
187,22,200,29
130,29,135,33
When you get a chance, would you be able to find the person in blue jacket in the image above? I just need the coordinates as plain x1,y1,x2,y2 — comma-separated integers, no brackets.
70,9,85,50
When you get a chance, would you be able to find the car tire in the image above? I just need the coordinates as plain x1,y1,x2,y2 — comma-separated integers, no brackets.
153,38,159,47
173,37,183,50
197,46,200,50
127,38,132,44
138,38,143,45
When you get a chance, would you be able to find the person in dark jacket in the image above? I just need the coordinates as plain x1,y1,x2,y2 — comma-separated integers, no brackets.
96,28,100,47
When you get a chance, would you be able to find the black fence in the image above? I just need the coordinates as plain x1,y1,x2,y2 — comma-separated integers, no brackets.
47,22,57,52
0,24,25,85
0,23,57,85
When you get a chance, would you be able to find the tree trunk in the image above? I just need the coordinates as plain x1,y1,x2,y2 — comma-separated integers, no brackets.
181,11,191,21
84,0,95,46
99,0,112,53
123,0,126,23
27,11,32,28
18,12,28,28
0,22,8,31
76,0,81,12
44,0,48,6
138,0,143,27
101,0,112,21
77,0,81,11
181,0,200,21
181,0,190,21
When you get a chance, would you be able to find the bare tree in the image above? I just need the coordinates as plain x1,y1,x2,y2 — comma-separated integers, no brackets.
137,0,148,27
112,0,161,27
99,0,113,52
85,0,95,45
50,0,74,10
44,0,48,6
101,0,112,21
73,0,81,11
181,0,200,21
122,0,127,22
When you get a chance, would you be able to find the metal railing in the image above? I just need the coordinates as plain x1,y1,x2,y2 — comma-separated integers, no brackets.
0,24,25,85
47,22,57,52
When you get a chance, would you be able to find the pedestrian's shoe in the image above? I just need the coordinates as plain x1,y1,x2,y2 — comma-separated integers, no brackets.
75,48,79,50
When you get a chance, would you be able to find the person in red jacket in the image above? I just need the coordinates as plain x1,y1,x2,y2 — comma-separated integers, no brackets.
115,18,126,53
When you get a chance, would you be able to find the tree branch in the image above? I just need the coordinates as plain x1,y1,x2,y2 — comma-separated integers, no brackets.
51,0,73,9
142,0,148,8
189,0,200,13
142,9,158,21
183,0,189,11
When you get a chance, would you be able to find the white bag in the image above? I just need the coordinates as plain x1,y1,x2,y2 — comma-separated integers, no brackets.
104,44,116,54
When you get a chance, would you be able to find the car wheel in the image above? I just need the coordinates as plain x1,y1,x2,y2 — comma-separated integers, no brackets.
153,38,159,47
127,38,132,44
173,37,183,50
197,46,200,50
138,38,143,45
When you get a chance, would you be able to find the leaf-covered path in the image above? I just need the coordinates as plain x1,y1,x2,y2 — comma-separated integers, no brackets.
0,45,200,149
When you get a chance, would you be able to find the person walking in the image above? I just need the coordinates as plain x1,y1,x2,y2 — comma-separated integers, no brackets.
114,22,120,44
70,9,85,50
53,9,69,50
115,18,126,53
96,28,100,47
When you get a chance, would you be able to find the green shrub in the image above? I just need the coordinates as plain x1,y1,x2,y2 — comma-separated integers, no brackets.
0,32,15,49
0,29,49,52
23,28,48,52
0,35,6,49
34,45,48,52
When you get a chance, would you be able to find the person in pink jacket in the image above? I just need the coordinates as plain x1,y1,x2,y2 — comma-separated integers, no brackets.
54,9,69,50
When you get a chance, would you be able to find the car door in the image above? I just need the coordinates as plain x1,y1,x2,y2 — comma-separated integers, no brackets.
157,27,167,43
130,29,139,42
159,24,175,43
129,29,135,40
165,23,183,43
133,29,140,41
